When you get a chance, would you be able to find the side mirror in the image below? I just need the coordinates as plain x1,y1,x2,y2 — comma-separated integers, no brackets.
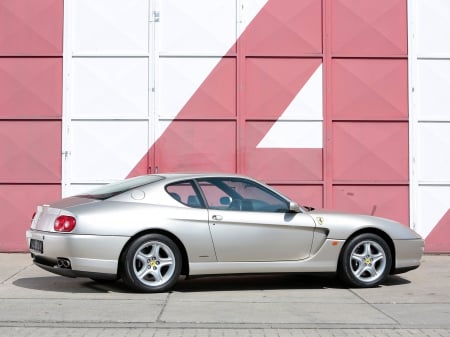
220,196,232,206
289,201,301,213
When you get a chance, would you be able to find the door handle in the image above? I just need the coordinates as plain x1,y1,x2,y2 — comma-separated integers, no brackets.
212,215,223,221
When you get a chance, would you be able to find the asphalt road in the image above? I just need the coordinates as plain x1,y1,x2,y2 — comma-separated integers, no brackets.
0,253,449,337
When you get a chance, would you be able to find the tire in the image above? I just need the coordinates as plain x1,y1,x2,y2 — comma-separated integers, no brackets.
339,233,392,288
121,234,182,293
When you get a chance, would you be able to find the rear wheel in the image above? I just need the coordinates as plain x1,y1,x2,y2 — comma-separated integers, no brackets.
339,233,392,288
121,234,181,292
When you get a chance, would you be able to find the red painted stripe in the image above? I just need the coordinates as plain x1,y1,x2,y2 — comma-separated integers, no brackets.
425,209,450,253
128,0,323,179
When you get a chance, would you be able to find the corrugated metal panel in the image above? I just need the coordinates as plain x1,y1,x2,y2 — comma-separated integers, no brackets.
0,0,63,251
0,58,62,118
331,59,408,120
0,121,61,182
155,121,237,172
275,185,323,209
244,0,322,55
331,0,407,55
332,122,408,181
244,58,321,118
333,185,409,226
0,0,62,55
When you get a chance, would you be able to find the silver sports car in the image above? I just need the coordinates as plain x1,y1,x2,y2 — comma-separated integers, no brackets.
26,173,424,292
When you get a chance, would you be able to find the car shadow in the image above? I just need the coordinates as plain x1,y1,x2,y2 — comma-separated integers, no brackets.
173,273,411,292
174,273,343,292
12,273,411,294
12,276,130,293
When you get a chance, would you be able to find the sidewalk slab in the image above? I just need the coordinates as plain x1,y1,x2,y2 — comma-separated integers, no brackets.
160,300,395,325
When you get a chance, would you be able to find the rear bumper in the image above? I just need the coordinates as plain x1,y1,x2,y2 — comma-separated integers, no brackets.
26,229,129,276
31,254,116,280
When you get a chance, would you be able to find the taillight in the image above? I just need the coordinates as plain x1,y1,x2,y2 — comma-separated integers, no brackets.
54,216,76,232
31,212,36,223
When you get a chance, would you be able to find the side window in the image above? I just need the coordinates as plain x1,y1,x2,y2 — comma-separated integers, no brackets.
196,180,230,210
165,181,203,208
197,178,289,212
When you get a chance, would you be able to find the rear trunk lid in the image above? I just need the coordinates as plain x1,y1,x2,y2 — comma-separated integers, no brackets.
31,197,98,232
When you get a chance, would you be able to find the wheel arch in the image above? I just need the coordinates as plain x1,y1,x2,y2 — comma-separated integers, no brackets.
338,228,396,274
118,229,190,278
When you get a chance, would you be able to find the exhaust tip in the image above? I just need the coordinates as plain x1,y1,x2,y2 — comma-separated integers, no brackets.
56,257,71,269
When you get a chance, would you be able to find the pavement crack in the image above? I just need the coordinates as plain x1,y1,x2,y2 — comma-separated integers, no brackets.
0,263,34,284
348,288,401,325
156,292,171,323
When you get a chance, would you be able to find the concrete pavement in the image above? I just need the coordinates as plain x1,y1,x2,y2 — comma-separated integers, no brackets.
0,253,449,336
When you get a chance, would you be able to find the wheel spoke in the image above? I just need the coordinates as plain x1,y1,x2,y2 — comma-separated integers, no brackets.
372,252,384,265
151,269,163,282
158,256,173,268
149,244,160,258
354,263,368,277
136,252,149,265
366,264,379,277
351,252,365,263
136,265,152,280
362,242,372,256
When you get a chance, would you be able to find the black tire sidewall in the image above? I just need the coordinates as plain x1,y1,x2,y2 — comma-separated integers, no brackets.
339,233,392,288
121,233,182,292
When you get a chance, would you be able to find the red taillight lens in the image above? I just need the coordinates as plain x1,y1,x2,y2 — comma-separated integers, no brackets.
54,216,76,232
31,212,36,223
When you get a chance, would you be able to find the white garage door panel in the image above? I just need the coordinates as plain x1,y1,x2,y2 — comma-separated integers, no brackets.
70,121,149,182
72,58,149,118
257,121,323,149
417,60,450,121
72,0,149,54
417,0,450,56
418,123,450,181
159,57,223,118
417,186,450,238
160,0,237,54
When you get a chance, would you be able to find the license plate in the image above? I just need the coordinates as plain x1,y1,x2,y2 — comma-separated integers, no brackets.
29,239,43,254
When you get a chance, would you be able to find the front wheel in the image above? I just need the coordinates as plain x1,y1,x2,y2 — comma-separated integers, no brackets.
339,233,392,288
121,234,181,292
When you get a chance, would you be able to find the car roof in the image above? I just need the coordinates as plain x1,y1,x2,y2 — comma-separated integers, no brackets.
154,173,252,182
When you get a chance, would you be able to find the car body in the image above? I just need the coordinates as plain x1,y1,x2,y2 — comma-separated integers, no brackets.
26,173,424,292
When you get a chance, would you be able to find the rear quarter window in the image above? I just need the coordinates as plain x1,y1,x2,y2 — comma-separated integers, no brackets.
166,181,203,208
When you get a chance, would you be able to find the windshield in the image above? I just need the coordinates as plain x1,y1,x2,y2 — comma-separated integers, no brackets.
77,175,164,200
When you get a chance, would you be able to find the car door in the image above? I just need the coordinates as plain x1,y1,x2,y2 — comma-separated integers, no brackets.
165,180,216,263
195,177,316,262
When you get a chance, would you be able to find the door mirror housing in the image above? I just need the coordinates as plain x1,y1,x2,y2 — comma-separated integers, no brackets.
289,201,301,213
220,196,232,206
